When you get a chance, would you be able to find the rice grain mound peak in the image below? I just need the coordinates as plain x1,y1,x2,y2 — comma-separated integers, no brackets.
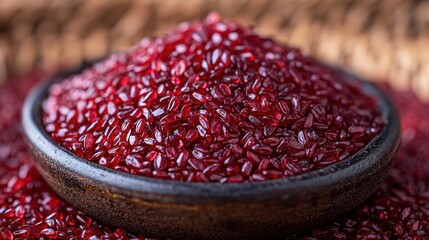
42,13,383,183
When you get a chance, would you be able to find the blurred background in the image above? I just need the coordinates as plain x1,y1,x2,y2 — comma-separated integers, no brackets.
0,0,428,100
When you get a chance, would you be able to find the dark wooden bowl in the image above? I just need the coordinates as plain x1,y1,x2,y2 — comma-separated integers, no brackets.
22,62,400,240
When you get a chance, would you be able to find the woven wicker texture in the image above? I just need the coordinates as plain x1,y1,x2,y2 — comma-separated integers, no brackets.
0,0,428,100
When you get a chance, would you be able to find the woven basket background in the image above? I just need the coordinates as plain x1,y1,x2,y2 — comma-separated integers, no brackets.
1,0,428,100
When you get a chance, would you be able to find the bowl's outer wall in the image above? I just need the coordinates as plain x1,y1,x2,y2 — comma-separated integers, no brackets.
22,62,400,240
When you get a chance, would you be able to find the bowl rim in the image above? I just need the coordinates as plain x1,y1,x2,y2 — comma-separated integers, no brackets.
22,61,400,203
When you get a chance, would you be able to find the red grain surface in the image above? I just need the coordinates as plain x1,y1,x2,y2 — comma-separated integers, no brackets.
42,14,382,182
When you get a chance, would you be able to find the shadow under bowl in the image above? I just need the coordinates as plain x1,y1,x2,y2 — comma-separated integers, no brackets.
22,61,400,240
